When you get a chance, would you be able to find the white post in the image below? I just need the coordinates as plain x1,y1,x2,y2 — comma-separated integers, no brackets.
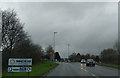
53,32,57,62
68,44,70,59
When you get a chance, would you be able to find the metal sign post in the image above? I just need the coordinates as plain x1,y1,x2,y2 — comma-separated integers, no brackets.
12,66,13,76
27,66,29,77
52,50,54,64
50,52,52,66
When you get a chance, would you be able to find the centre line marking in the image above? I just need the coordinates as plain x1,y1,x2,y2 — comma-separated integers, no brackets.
91,73,96,76
81,68,98,78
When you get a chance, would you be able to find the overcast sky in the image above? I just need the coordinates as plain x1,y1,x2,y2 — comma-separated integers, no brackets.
0,2,118,58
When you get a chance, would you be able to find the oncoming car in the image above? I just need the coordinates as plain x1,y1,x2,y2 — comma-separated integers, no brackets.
86,59,95,66
81,59,86,63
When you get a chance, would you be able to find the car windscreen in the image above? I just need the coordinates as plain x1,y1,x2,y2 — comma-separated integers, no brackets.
87,59,93,62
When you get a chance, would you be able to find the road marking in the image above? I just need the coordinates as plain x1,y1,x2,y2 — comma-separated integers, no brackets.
82,69,88,72
91,73,99,78
81,67,98,78
91,73,96,76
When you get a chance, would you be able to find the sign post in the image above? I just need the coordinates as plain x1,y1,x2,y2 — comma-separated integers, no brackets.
52,50,54,64
50,52,52,66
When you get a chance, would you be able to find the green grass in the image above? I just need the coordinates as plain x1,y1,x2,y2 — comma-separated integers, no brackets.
0,74,2,77
2,60,59,77
96,62,120,69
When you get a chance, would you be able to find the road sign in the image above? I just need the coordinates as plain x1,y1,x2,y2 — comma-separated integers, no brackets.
8,67,32,72
52,51,54,56
50,52,52,55
8,58,32,66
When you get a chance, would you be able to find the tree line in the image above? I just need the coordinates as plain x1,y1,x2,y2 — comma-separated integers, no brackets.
69,48,119,64
68,53,100,62
1,9,58,72
101,48,118,64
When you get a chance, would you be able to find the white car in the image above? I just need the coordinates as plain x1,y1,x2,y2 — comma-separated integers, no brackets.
81,59,86,63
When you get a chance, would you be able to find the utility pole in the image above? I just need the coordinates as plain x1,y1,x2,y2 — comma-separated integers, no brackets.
53,32,57,62
67,44,70,59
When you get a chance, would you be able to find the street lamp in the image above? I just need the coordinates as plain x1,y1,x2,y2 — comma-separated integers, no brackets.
53,32,58,62
67,44,70,59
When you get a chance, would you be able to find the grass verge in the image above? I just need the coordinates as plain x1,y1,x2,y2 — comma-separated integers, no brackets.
2,60,59,77
96,62,120,69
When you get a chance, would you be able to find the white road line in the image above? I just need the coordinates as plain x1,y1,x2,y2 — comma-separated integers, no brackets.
91,73,96,76
82,69,88,72
81,67,98,78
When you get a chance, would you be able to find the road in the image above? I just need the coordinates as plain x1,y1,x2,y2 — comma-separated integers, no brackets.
45,62,119,78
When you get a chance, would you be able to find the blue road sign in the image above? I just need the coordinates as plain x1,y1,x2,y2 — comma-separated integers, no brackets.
8,67,32,72
8,67,12,72
20,67,27,72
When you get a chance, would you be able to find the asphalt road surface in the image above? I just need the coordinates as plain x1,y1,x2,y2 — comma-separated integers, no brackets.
45,62,119,78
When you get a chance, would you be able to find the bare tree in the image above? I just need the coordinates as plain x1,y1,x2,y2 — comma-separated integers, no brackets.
2,9,26,56
75,53,81,62
69,53,76,62
13,39,44,64
101,48,118,64
2,9,45,71
44,45,53,59
85,53,90,59
90,55,96,61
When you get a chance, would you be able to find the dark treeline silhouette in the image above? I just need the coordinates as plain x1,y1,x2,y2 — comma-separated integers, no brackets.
101,48,118,64
69,53,100,62
100,40,119,64
44,45,53,60
44,45,61,61
69,48,119,65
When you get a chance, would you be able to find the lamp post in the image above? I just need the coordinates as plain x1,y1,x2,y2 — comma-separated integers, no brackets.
53,32,57,62
67,44,70,59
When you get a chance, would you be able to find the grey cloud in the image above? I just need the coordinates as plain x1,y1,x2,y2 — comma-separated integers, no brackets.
0,2,118,57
